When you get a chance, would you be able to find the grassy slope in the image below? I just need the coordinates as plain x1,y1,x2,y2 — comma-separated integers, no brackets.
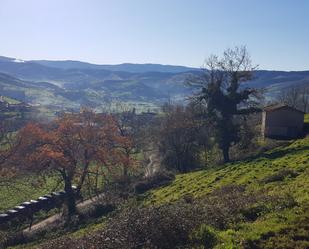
12,137,308,249
146,114,309,205
144,135,309,248
0,176,61,212
5,114,309,248
145,138,309,205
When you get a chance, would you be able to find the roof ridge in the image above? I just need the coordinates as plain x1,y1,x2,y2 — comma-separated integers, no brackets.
264,104,305,113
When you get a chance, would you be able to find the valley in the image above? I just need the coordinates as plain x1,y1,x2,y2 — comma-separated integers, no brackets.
1,56,309,114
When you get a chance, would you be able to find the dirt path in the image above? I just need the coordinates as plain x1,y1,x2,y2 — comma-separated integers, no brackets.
144,151,161,177
23,150,160,236
23,194,104,236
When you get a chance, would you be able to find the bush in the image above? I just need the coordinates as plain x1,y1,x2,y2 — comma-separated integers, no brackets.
42,202,203,249
0,231,8,249
196,185,256,229
262,169,299,184
240,205,266,221
90,204,116,218
196,185,297,229
0,231,25,249
134,171,175,194
190,224,218,249
39,185,299,249
244,216,309,249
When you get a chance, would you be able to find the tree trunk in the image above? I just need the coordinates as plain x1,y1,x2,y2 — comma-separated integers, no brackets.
123,164,128,177
64,178,76,217
222,146,230,163
203,145,208,168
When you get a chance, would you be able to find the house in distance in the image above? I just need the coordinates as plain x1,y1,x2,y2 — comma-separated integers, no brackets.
262,104,305,139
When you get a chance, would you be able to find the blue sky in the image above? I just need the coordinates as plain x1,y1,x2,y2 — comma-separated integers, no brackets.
0,0,308,70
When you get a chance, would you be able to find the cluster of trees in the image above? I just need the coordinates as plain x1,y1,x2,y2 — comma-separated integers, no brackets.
156,103,211,172
1,109,136,216
156,46,262,172
276,85,309,113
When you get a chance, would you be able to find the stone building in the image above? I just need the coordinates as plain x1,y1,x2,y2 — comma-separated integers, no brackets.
262,104,305,139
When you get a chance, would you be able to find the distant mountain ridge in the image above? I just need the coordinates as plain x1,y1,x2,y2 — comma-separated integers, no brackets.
0,56,198,73
31,60,199,73
0,55,308,112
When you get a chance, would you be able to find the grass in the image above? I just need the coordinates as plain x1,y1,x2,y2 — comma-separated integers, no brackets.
0,175,61,212
0,171,108,212
144,137,309,205
143,136,309,248
3,134,309,248
304,113,309,124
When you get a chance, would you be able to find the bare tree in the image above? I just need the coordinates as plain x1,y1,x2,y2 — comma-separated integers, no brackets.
277,86,301,108
157,103,209,172
299,86,309,113
276,85,309,113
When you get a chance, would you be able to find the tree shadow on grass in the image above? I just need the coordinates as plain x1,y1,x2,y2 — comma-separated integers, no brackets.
246,145,309,162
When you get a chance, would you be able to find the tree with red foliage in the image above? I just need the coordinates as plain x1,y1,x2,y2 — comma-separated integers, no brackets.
8,110,135,216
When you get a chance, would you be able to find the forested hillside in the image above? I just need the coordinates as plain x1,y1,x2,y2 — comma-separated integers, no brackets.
1,56,309,113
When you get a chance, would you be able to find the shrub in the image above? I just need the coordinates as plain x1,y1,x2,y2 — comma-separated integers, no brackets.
194,185,267,229
244,216,309,249
240,205,266,221
0,231,8,249
183,193,194,203
262,169,299,184
90,203,116,218
190,224,218,249
0,231,25,249
196,185,297,229
42,202,203,249
134,171,175,194
39,185,299,249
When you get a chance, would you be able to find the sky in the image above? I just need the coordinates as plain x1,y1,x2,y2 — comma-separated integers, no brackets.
0,0,308,70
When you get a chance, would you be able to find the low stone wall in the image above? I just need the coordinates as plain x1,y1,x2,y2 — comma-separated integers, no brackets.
0,186,77,227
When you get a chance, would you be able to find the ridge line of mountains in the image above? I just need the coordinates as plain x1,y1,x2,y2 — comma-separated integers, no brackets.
0,56,308,112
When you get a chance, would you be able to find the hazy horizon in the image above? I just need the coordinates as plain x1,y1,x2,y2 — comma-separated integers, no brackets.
1,54,309,72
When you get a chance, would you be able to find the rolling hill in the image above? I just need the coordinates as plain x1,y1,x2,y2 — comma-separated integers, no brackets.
0,56,308,113
30,59,198,73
